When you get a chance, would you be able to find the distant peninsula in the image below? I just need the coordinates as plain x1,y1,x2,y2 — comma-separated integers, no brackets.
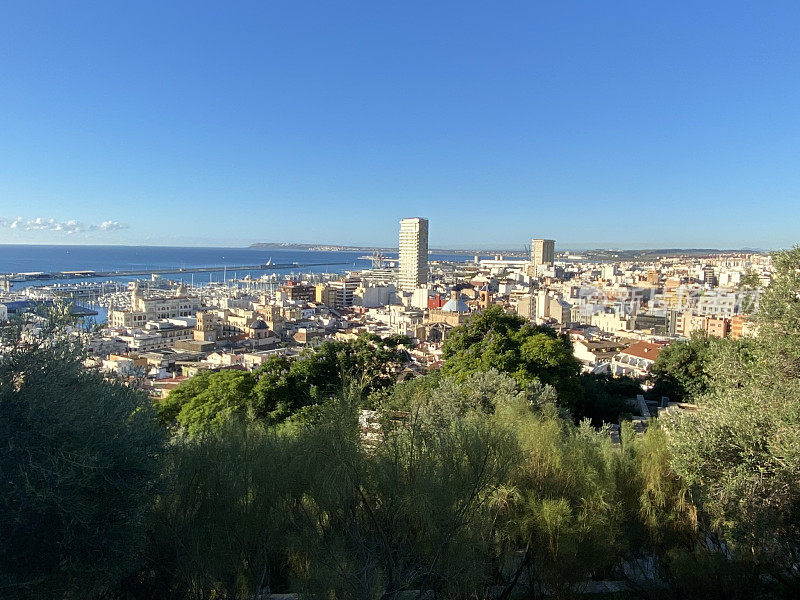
249,242,483,254
250,243,765,261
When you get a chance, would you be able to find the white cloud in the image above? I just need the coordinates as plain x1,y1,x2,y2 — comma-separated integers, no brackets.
0,217,129,235
92,220,127,232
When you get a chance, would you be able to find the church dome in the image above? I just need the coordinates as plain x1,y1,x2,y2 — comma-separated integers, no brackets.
441,298,469,313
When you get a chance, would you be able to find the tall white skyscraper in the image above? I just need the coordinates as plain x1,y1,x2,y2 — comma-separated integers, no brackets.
398,217,429,290
531,238,555,267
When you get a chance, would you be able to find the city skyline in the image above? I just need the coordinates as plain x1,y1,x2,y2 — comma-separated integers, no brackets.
1,2,798,249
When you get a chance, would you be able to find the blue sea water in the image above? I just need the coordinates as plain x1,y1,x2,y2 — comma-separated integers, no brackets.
0,245,470,287
0,245,475,324
0,245,358,274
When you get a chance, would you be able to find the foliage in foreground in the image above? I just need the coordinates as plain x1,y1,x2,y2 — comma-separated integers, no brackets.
661,246,800,596
158,333,411,434
0,308,164,600
440,305,580,390
135,391,642,599
438,305,639,424
7,248,800,599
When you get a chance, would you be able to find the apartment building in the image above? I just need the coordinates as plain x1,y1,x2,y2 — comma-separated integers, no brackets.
398,217,429,290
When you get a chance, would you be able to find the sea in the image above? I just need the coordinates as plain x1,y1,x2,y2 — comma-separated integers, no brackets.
0,245,476,324
0,244,473,288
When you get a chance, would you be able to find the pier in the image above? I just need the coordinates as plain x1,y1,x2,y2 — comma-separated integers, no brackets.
1,262,351,283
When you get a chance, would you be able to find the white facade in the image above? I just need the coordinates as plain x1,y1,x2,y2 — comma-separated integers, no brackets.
110,286,202,328
611,353,656,379
592,311,633,333
118,332,171,352
601,264,618,280
479,257,530,271
102,356,137,375
535,290,550,321
328,279,359,308
398,217,429,290
355,284,396,308
410,287,431,310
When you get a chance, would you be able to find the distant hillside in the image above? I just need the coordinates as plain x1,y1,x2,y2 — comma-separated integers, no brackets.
248,242,488,254
573,248,766,261
250,242,766,259
250,242,392,251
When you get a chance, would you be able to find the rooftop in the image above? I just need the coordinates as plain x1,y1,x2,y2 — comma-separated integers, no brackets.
620,341,665,361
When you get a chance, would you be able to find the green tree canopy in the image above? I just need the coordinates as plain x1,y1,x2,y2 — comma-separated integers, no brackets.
664,247,800,593
441,305,579,390
650,331,717,402
157,334,411,434
755,245,800,375
165,369,258,436
0,311,164,600
440,306,637,424
573,373,639,425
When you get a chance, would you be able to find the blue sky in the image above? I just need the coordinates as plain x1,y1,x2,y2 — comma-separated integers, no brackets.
0,1,798,249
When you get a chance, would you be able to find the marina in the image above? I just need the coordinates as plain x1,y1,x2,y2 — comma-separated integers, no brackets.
0,261,350,283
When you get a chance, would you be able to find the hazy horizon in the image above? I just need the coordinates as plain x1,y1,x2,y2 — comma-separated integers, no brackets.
0,241,777,253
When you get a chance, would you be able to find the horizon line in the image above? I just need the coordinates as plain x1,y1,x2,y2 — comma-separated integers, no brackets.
0,241,778,253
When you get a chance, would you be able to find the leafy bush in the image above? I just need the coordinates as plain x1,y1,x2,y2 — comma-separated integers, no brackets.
0,311,163,599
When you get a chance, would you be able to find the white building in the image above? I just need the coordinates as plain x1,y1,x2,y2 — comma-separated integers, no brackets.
592,311,633,333
601,264,618,281
409,287,432,310
328,278,359,308
535,290,550,321
398,217,429,290
118,331,171,352
610,341,663,379
102,355,138,375
355,284,396,308
109,283,202,328
479,257,530,272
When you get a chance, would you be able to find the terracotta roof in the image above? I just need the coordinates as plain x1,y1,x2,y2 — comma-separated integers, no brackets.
619,341,664,361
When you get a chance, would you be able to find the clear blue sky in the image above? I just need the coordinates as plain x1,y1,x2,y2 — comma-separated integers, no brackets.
0,1,798,249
